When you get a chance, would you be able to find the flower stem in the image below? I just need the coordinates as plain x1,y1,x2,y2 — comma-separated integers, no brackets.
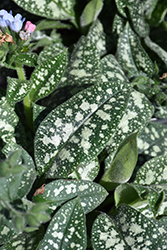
15,62,34,131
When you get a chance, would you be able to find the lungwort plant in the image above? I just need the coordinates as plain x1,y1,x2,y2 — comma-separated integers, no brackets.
1,0,167,249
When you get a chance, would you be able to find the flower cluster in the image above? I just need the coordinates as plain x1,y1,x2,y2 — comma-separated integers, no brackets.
0,9,36,43
0,9,25,32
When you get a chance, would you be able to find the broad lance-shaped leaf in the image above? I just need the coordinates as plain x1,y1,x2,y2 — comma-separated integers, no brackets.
0,96,18,144
111,205,167,249
6,77,32,106
105,90,154,169
0,229,44,250
38,42,65,64
87,19,107,56
134,155,167,186
33,179,108,214
100,132,138,191
35,86,130,178
29,49,67,103
137,122,167,157
38,197,87,250
80,0,103,29
0,220,18,245
12,0,75,20
91,213,127,249
67,36,101,86
116,22,155,78
35,60,129,176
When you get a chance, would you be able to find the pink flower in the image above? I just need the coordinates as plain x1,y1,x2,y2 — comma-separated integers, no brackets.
24,21,36,33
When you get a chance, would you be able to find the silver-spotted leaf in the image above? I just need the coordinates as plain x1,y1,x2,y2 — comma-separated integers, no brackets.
33,179,108,214
105,90,154,169
87,19,107,56
12,0,75,20
134,155,167,186
69,157,100,181
67,36,101,86
29,49,67,102
91,213,127,249
15,53,38,66
112,204,167,249
137,122,167,157
0,97,18,144
6,77,32,106
116,22,155,78
38,197,87,250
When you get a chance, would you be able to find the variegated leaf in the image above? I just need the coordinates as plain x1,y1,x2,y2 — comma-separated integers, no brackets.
38,197,87,250
116,22,155,78
12,0,75,20
33,179,108,214
67,36,101,86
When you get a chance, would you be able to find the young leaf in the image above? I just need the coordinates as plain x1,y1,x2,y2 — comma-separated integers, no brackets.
33,179,108,214
116,22,155,78
38,197,87,250
6,77,32,106
100,132,138,190
15,53,38,67
80,0,103,29
29,49,67,102
67,36,101,86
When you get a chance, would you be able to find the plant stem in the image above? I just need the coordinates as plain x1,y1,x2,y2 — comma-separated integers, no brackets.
15,62,34,131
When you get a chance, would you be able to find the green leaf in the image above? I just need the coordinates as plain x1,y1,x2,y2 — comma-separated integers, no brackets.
33,179,108,214
0,97,18,144
35,84,130,177
1,227,44,249
155,106,167,119
38,197,87,250
127,2,149,37
67,36,101,86
80,0,103,29
87,19,107,56
12,0,75,20
150,0,167,25
144,36,167,67
105,90,154,170
35,19,72,31
6,77,32,106
115,0,134,17
114,183,140,208
0,219,18,245
116,22,155,78
134,155,167,186
112,204,167,248
91,213,127,250
15,53,38,67
101,132,138,190
29,49,67,103
69,157,100,181
38,42,65,64
137,122,167,157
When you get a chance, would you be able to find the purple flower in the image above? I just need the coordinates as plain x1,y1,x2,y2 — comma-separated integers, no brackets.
0,9,25,32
